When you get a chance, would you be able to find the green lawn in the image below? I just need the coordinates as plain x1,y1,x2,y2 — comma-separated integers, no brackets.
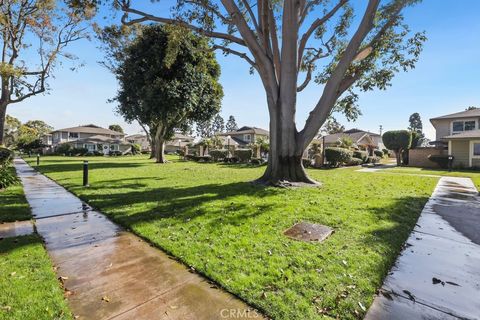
374,166,480,189
0,235,73,320
25,155,438,319
0,168,31,223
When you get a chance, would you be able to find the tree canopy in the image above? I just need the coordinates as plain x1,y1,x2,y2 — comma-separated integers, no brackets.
108,124,124,133
383,130,411,165
0,0,90,145
225,115,238,132
113,25,223,162
408,112,423,133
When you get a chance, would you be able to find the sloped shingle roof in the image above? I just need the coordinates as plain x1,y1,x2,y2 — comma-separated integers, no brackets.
431,109,480,121
52,125,125,136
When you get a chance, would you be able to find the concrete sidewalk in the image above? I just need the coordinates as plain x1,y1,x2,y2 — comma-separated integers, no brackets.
14,159,261,320
365,176,480,319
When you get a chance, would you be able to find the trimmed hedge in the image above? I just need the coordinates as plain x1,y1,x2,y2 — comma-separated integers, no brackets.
353,150,368,162
374,150,384,158
209,149,228,161
367,156,379,164
234,149,253,162
325,147,353,167
347,157,363,166
302,158,311,168
428,154,450,169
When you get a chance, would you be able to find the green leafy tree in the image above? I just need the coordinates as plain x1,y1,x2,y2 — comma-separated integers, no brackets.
466,106,478,111
3,115,21,147
0,0,89,145
212,114,225,134
225,116,238,132
322,118,345,134
196,119,215,138
382,130,412,166
24,120,53,137
408,112,423,133
115,0,426,185
108,124,124,133
113,25,223,163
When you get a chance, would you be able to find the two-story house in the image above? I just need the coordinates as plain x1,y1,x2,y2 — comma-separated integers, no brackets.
47,124,130,154
216,126,269,147
430,108,480,168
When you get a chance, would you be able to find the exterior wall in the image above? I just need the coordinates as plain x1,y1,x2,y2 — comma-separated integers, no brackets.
433,119,452,141
451,140,470,168
408,148,447,168
472,159,480,168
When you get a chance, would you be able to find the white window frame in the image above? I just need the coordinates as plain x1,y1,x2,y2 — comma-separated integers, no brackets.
243,134,251,142
451,118,477,134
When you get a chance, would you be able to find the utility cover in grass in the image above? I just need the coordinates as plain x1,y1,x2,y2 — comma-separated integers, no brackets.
284,221,334,242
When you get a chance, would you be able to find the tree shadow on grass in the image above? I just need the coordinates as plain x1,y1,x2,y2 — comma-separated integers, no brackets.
360,195,430,284
79,180,282,228
35,161,146,174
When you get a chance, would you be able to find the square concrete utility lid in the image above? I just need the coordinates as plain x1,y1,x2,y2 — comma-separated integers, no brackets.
284,221,334,242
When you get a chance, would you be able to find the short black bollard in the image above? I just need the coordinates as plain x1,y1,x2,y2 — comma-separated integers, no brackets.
83,161,89,187
448,155,454,172
36,154,40,166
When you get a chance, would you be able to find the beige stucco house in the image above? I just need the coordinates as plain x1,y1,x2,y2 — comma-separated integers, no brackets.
46,124,130,154
318,129,383,155
430,109,480,168
216,126,269,147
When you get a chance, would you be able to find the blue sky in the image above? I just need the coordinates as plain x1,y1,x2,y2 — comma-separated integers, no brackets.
6,0,480,140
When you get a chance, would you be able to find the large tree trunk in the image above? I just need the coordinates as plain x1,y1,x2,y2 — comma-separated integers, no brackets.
154,123,167,163
0,102,7,146
255,100,318,186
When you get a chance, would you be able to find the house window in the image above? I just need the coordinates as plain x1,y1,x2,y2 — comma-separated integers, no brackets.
244,134,251,142
452,120,476,133
473,143,480,157
69,132,79,138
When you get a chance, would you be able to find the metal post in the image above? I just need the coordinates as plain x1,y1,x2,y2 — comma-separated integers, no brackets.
83,161,89,187
36,154,40,166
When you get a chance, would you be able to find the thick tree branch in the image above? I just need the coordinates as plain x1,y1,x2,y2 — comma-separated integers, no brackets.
299,0,380,149
297,0,348,68
119,1,246,46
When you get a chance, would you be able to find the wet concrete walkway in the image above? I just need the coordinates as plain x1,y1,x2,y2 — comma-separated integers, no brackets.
365,176,480,320
14,159,260,320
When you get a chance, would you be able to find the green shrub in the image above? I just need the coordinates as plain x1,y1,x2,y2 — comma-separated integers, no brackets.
55,143,71,155
367,156,379,164
428,154,450,169
234,149,253,162
382,148,389,155
353,150,368,162
325,147,353,167
382,130,412,165
0,167,19,189
71,147,88,156
251,158,265,165
131,143,141,155
109,150,122,156
374,150,384,158
209,149,228,161
0,147,14,166
302,158,311,168
347,157,363,166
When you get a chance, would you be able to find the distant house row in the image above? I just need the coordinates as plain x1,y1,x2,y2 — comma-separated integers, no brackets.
41,124,270,155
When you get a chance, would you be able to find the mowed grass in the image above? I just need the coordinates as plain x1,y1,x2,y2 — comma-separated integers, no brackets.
26,155,437,319
374,166,480,189
0,235,73,320
0,168,31,222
